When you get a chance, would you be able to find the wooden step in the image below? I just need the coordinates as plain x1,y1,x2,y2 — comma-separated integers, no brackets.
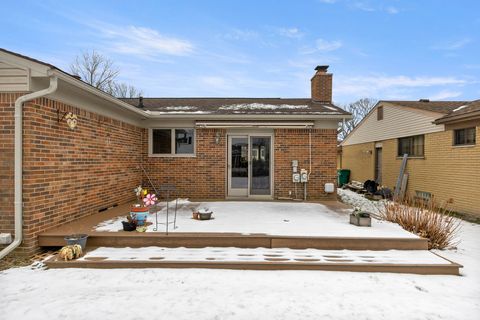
38,232,428,250
45,247,461,275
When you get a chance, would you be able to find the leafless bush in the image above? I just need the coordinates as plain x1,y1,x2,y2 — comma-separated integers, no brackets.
379,197,460,249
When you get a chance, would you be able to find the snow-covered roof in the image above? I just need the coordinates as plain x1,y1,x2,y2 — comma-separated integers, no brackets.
121,98,350,116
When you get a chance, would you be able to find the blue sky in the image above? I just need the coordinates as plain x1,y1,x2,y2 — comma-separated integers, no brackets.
1,0,479,103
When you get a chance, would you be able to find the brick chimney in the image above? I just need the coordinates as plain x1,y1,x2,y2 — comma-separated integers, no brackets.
311,65,332,103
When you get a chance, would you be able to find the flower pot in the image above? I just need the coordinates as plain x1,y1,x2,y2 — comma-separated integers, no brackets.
349,213,371,227
192,212,199,220
122,221,136,232
64,234,88,250
130,206,149,226
198,212,212,220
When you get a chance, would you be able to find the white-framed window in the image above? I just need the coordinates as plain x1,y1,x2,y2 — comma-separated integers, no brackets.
149,128,195,157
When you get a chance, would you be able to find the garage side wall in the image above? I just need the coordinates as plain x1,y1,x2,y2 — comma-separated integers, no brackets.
340,142,375,182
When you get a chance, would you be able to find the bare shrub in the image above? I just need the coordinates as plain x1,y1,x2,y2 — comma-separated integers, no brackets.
379,197,461,249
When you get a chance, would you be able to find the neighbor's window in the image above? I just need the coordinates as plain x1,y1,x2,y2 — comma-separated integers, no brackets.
377,106,383,120
151,128,195,155
454,127,476,146
398,135,424,157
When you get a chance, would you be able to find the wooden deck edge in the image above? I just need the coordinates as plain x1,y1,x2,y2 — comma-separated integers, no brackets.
38,234,428,250
45,257,461,275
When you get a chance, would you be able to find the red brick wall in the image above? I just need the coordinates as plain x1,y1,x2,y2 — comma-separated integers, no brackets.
274,129,337,200
142,128,226,200
311,71,333,103
1,92,338,255
0,93,144,254
0,93,16,250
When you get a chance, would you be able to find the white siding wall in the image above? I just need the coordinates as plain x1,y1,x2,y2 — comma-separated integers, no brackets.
0,61,29,91
342,103,445,146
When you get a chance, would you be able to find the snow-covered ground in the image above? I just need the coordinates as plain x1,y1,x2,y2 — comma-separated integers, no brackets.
1,192,479,320
79,246,450,265
337,188,386,214
1,220,478,320
95,200,417,238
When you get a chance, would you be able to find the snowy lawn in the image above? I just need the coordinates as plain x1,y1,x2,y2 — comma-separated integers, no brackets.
95,200,417,238
1,220,479,320
1,193,478,320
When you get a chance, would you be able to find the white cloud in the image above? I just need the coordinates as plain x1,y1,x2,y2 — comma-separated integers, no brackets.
335,74,469,100
277,27,304,39
433,38,472,50
349,2,401,14
223,29,259,41
90,23,193,58
300,38,343,54
428,90,463,100
386,6,399,14
316,39,343,51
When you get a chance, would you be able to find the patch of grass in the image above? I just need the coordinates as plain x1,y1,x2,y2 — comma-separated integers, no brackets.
0,249,56,271
0,255,31,271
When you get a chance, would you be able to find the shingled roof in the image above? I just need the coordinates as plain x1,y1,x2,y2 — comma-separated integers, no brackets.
433,99,480,124
381,100,471,114
120,97,350,115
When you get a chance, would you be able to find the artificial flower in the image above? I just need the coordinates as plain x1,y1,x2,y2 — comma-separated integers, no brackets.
143,193,157,206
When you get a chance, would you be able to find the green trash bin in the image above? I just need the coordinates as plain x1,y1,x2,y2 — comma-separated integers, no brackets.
337,169,350,187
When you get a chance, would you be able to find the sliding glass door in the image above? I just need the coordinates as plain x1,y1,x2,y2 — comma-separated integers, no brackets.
227,134,272,197
250,136,271,195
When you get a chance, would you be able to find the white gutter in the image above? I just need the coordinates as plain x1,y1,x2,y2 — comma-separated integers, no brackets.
51,70,148,119
195,121,315,128
0,76,58,260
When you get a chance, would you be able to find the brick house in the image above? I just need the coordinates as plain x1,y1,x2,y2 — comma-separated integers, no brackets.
339,99,480,217
0,49,351,255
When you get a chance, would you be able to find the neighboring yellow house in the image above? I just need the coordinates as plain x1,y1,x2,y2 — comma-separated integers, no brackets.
339,99,480,217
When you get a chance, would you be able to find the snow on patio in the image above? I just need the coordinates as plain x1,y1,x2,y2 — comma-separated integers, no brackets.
79,246,450,265
95,200,418,238
1,220,479,320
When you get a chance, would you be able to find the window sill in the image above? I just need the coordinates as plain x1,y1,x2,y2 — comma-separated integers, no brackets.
452,144,476,148
148,154,196,158
396,156,425,160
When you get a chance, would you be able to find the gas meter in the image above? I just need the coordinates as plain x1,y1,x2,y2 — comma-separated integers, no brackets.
300,169,308,183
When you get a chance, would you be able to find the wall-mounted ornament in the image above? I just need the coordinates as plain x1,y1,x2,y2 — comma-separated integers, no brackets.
58,110,78,130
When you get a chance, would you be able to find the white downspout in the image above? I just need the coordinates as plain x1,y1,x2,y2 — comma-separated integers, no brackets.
0,76,58,259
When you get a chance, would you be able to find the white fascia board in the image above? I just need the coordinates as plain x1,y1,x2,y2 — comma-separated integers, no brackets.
0,51,50,77
50,70,149,120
